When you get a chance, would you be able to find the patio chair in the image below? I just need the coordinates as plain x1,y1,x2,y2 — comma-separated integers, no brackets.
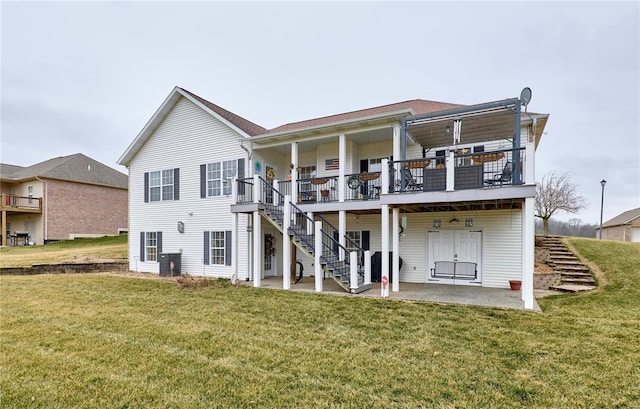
484,160,513,186
403,168,422,191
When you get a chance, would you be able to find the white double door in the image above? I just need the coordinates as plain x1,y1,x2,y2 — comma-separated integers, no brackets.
428,230,482,285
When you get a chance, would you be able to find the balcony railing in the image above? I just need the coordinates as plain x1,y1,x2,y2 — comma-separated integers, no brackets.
233,146,531,206
389,147,527,193
1,194,42,212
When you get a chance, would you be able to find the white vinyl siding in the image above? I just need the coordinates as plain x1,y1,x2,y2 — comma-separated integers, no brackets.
128,96,248,277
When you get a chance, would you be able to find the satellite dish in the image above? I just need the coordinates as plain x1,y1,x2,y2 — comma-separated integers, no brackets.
520,87,532,107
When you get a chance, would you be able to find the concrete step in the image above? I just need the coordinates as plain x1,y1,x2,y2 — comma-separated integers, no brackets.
550,284,596,293
562,277,596,285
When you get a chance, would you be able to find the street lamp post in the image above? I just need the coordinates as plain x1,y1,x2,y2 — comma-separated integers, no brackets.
599,179,606,240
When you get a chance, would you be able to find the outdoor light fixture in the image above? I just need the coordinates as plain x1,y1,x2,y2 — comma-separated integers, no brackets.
465,218,473,227
599,179,606,240
433,218,441,228
449,218,459,224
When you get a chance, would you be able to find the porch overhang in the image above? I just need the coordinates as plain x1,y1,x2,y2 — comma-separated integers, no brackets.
404,98,520,150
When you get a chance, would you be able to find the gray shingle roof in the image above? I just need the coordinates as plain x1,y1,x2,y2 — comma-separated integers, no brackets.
602,207,640,227
180,88,268,136
0,153,128,188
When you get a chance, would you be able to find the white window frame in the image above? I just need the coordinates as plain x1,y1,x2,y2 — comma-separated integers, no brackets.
299,165,317,192
207,160,237,197
145,232,158,262
345,230,361,251
149,169,174,202
210,231,226,265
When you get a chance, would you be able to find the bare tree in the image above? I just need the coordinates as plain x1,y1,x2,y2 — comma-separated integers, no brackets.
535,172,588,235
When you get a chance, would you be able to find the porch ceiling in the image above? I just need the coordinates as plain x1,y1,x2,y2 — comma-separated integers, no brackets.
345,198,525,215
406,99,519,149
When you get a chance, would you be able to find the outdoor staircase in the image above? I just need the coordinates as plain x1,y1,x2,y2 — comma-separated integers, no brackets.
541,236,596,293
258,182,370,294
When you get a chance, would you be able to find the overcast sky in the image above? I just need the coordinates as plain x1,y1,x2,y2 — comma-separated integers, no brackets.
2,1,638,225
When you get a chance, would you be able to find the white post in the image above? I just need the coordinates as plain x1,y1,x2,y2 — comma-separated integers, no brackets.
525,142,535,185
253,211,261,287
232,176,238,204
253,174,260,204
381,158,389,195
232,212,238,283
522,197,535,309
282,195,291,290
349,251,358,292
446,150,455,192
381,204,390,298
338,133,346,202
306,212,314,235
273,179,279,205
392,124,401,163
392,207,400,292
291,142,298,204
364,250,371,285
339,210,346,261
314,221,323,292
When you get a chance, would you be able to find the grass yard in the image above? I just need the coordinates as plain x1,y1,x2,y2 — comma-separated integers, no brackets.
0,235,127,267
1,238,639,408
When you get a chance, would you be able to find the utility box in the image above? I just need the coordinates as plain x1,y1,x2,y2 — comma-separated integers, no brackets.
159,253,181,277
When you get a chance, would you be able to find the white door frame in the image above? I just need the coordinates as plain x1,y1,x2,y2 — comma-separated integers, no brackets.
427,229,482,286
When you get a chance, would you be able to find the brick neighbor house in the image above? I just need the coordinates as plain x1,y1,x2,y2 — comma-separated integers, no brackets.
596,208,640,242
0,153,128,245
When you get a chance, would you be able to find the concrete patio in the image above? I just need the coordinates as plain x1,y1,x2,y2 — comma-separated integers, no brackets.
254,276,541,311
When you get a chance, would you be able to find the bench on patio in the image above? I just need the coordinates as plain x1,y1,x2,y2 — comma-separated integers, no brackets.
430,261,477,280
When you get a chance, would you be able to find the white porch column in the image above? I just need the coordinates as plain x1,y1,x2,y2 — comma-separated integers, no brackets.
349,251,358,292
364,250,371,285
253,174,260,204
446,150,455,192
522,197,535,309
381,204,390,298
392,207,400,292
282,195,291,290
291,142,298,204
381,158,389,194
339,210,346,261
232,212,239,283
273,180,279,205
525,142,535,185
338,133,346,202
253,210,262,287
392,124,401,162
314,221,323,292
232,176,238,204
306,212,314,235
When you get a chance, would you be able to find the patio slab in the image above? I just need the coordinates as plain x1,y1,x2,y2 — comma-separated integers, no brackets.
253,276,540,311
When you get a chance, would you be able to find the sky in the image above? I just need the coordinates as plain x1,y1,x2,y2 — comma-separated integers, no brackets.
1,1,639,226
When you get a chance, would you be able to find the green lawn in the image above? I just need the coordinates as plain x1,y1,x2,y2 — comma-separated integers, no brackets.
0,235,127,267
1,238,639,408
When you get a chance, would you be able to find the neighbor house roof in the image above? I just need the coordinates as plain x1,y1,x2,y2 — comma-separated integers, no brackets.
0,153,128,189
602,207,640,228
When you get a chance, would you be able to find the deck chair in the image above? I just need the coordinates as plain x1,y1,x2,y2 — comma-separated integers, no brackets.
484,160,513,186
403,168,422,191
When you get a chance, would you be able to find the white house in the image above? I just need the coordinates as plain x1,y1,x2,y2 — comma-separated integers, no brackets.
118,87,548,309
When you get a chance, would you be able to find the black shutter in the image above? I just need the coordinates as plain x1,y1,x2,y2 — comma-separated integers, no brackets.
333,231,339,253
360,159,368,173
144,172,149,203
140,232,145,262
157,231,162,255
173,168,180,200
203,231,210,265
237,158,245,195
225,230,232,266
200,164,207,198
362,231,370,251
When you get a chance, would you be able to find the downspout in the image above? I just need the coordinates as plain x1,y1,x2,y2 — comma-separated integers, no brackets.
240,140,253,281
35,176,47,244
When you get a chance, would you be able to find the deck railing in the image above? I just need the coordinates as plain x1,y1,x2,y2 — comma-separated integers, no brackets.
1,194,42,212
389,147,527,193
